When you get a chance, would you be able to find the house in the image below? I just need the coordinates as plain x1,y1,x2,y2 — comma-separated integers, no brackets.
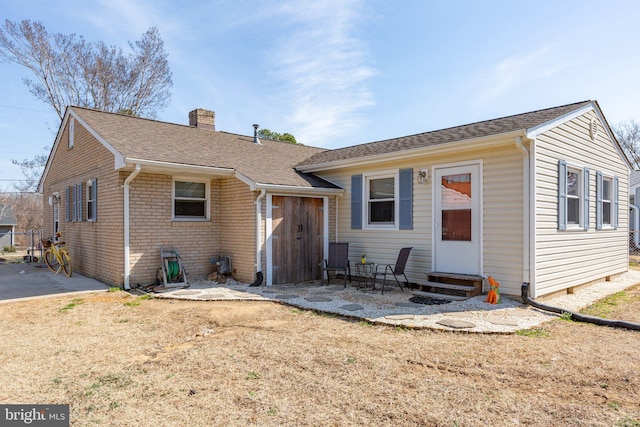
39,100,630,299
296,100,630,298
0,205,17,249
38,107,342,289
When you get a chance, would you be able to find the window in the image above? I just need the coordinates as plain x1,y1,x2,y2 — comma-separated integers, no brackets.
74,183,83,222
558,160,589,231
602,178,612,225
65,186,72,222
173,179,209,220
367,174,396,226
596,171,618,230
351,170,413,230
69,117,75,148
65,183,83,222
87,178,97,222
566,168,581,226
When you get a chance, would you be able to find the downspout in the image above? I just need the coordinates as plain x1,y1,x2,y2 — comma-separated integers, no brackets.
123,164,141,290
250,189,266,287
515,136,532,297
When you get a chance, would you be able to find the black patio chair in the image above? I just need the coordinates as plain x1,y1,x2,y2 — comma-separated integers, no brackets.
321,242,351,287
374,247,412,294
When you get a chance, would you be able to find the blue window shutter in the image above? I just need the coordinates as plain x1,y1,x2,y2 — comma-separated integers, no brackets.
583,168,589,231
558,160,567,231
351,174,362,229
92,178,98,221
71,185,76,222
596,171,603,230
65,187,71,222
76,183,83,222
399,168,413,230
613,176,619,229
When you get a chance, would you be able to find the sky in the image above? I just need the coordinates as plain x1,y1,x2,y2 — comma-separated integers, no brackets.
1,0,639,190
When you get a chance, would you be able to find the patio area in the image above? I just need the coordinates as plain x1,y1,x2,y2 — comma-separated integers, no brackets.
151,269,640,334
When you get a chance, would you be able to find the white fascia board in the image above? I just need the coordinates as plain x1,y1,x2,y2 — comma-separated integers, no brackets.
70,109,126,169
526,101,632,171
253,183,344,196
296,130,525,173
38,110,71,192
123,158,235,176
235,171,258,190
525,102,595,138
234,171,344,195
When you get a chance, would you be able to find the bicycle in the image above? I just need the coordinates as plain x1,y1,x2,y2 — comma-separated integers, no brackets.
42,232,72,277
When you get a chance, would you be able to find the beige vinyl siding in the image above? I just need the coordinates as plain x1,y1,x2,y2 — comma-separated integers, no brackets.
318,137,526,295
534,110,628,297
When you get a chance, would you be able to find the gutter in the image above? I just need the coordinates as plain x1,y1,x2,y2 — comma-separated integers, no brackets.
255,189,266,277
123,164,141,290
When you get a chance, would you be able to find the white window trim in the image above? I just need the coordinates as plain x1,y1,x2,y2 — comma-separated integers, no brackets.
172,177,210,221
363,170,399,230
86,179,96,222
566,164,583,230
69,117,75,148
601,174,614,229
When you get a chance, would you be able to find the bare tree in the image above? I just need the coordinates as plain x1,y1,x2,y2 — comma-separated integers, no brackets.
0,191,41,247
0,21,172,120
11,148,49,193
0,20,173,191
612,120,640,170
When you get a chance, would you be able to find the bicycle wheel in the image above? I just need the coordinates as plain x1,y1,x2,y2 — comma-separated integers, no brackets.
60,250,72,277
44,249,60,273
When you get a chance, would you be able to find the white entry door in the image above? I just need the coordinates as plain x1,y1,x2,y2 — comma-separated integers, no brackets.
433,163,482,275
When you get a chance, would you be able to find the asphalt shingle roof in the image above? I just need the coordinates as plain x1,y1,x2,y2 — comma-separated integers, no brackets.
0,205,16,225
297,100,594,168
70,107,338,189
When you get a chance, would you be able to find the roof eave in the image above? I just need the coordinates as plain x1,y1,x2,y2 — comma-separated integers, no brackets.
122,158,235,177
252,183,344,195
297,129,526,173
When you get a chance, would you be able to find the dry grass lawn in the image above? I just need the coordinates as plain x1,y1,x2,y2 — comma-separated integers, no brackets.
1,284,640,426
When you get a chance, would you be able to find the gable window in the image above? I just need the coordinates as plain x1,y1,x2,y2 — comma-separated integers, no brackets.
558,160,589,231
87,178,97,222
173,179,209,220
596,172,618,230
69,117,75,148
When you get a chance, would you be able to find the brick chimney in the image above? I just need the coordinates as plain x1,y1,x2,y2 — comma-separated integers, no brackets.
189,108,215,130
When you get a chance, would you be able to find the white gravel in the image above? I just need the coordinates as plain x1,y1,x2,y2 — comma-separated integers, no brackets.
153,269,640,334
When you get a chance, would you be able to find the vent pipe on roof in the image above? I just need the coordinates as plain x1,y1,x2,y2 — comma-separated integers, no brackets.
253,124,262,145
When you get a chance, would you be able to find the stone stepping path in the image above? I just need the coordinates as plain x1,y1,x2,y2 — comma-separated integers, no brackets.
340,304,363,311
274,294,299,300
436,319,476,329
304,296,333,302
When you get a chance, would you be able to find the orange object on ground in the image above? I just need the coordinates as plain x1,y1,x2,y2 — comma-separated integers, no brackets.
486,276,501,304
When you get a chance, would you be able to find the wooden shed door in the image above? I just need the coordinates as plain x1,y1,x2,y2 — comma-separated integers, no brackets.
272,196,324,284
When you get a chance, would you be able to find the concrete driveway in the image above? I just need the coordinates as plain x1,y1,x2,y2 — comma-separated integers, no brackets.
0,262,109,302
